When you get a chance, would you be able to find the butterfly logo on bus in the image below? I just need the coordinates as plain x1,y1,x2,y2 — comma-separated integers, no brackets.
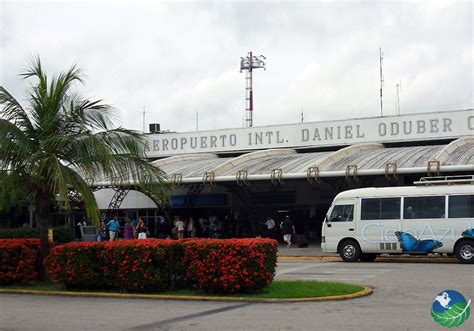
395,231,443,252
462,228,474,238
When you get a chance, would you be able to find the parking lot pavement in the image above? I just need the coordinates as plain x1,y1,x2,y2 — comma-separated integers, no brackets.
275,261,395,283
1,261,473,330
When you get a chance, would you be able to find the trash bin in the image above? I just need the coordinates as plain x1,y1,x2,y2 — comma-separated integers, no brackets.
80,226,98,242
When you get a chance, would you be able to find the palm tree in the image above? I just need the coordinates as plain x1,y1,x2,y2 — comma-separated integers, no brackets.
0,57,169,278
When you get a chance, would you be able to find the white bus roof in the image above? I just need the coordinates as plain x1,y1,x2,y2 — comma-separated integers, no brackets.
334,185,474,199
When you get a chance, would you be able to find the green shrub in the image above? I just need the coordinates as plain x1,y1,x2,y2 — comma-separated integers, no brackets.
183,238,277,294
0,239,41,285
0,227,73,244
44,238,277,294
45,240,185,292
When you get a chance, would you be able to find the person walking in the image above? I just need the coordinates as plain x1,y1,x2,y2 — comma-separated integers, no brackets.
174,216,185,240
123,218,134,239
107,215,120,241
265,216,276,239
280,215,295,248
136,218,148,239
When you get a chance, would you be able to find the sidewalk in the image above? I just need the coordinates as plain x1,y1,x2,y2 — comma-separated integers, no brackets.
276,243,458,263
277,243,336,257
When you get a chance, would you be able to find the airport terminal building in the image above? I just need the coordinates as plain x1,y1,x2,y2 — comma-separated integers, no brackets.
94,108,474,240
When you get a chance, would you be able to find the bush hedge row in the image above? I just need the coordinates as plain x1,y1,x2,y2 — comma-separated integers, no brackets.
183,239,277,293
0,238,41,285
0,227,73,244
44,238,277,294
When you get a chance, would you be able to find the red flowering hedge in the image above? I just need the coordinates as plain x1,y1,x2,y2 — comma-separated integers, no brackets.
45,240,185,292
44,238,277,294
183,238,277,294
0,238,41,285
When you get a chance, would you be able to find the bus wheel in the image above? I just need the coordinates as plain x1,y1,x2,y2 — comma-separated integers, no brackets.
339,240,361,262
455,240,474,264
360,253,377,262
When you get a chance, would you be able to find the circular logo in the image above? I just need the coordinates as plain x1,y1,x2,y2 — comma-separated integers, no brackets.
431,290,471,328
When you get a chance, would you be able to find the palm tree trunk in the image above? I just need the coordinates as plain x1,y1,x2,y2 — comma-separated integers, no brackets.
37,187,51,281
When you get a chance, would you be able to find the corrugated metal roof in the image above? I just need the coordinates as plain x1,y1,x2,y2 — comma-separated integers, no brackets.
152,138,474,179
159,157,231,178
217,152,330,176
442,143,474,165
326,145,443,171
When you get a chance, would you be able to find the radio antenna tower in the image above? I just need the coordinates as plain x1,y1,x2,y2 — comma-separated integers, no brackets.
379,47,384,117
240,51,266,127
137,106,149,133
396,81,401,116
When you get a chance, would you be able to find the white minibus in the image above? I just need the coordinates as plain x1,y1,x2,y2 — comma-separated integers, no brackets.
321,176,474,264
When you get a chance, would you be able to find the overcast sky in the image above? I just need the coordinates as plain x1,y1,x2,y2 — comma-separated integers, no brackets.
1,0,472,133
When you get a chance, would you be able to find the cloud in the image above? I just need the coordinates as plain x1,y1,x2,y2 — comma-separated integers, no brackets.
1,0,472,133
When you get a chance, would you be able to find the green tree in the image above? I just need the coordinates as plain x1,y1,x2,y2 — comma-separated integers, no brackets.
0,58,169,278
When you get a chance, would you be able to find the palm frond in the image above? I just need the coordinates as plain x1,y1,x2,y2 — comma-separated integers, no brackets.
0,86,35,133
0,119,36,171
1,57,170,229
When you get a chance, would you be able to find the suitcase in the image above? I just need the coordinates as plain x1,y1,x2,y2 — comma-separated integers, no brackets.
293,234,309,248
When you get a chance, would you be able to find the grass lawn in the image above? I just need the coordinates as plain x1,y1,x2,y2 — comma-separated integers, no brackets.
0,280,364,299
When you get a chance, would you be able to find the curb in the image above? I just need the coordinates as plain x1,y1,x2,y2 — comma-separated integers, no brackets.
0,286,373,303
278,256,458,263
278,256,340,262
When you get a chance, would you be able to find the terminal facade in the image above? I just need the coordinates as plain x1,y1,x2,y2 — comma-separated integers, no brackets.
94,109,474,241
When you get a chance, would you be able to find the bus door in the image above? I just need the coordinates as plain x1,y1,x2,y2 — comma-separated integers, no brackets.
323,200,355,251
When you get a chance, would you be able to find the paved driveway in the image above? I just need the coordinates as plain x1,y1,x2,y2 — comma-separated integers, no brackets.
1,261,473,330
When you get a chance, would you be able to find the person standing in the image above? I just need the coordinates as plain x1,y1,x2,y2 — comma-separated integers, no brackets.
123,219,134,240
131,217,138,238
187,216,196,238
175,216,185,240
265,216,276,239
136,218,148,239
99,220,108,241
107,215,120,241
280,215,295,248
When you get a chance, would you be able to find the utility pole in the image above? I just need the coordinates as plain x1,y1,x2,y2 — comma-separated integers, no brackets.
379,47,384,117
301,108,304,123
240,51,266,127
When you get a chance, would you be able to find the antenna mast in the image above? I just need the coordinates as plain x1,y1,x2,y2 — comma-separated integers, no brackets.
396,81,401,116
137,107,149,133
196,109,199,131
240,51,266,127
379,47,384,117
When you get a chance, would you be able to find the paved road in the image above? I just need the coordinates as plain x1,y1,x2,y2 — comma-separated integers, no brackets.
1,261,473,330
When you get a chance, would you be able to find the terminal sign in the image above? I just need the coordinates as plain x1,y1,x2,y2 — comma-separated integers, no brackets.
145,109,474,157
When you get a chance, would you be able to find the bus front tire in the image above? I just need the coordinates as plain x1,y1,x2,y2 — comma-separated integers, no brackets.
455,240,474,264
360,253,377,262
339,240,361,262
